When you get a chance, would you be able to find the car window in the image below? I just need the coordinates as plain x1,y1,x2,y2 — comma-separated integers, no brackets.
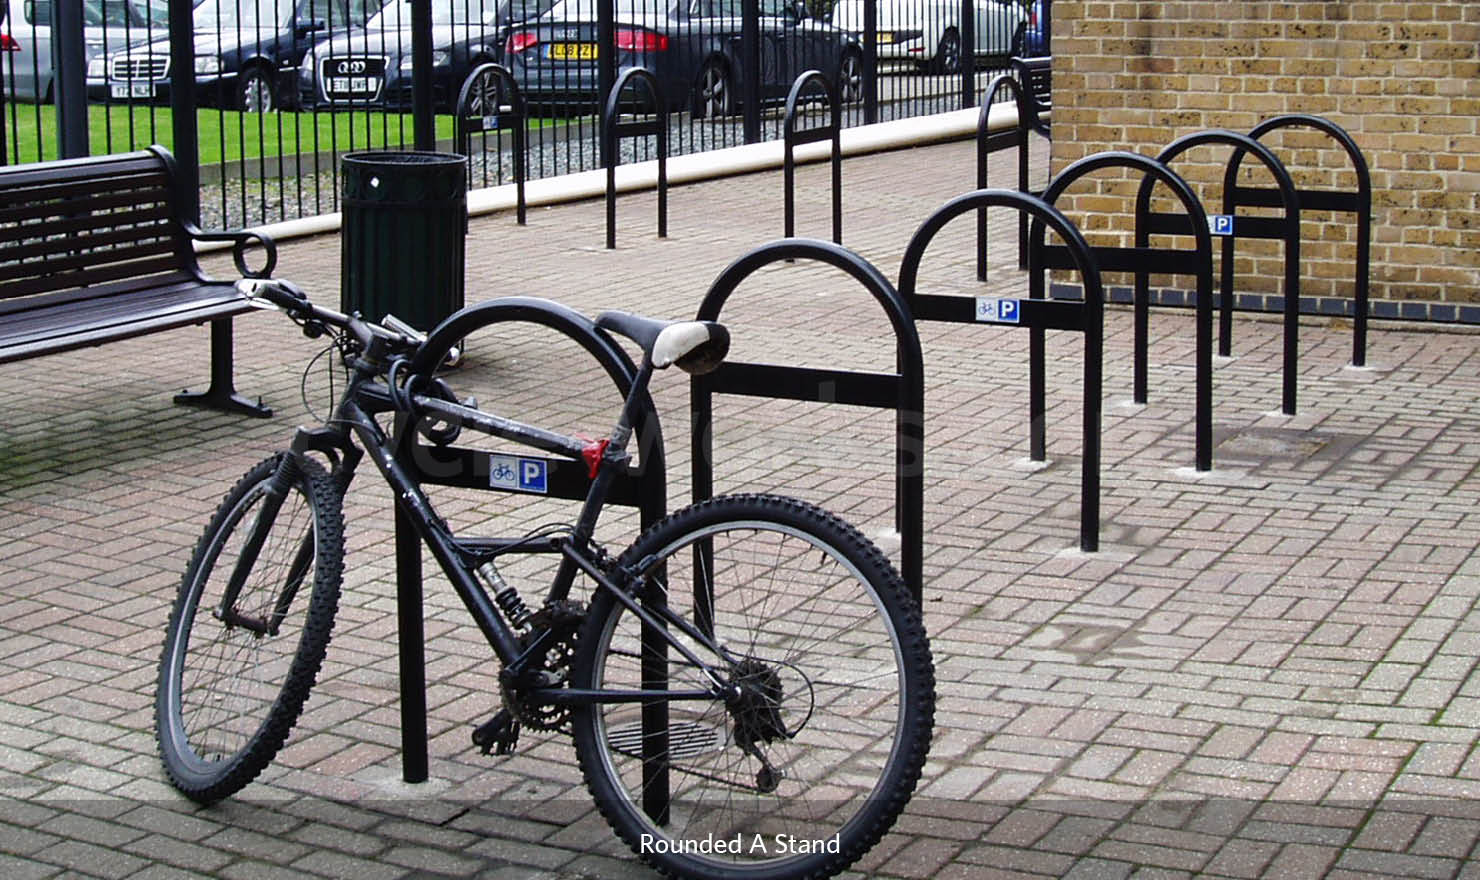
129,0,168,26
196,0,295,31
296,0,350,25
24,0,51,27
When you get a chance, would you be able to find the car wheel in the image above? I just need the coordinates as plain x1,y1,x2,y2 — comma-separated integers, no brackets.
838,50,863,104
464,64,502,115
692,59,734,120
238,69,276,113
931,28,961,75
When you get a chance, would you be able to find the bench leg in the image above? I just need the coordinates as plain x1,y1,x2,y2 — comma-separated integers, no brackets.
173,318,273,418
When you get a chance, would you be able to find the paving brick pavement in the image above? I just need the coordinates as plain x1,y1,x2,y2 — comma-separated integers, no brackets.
3,136,1480,878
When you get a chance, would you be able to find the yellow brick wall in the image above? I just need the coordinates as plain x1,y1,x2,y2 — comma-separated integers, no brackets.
1050,0,1480,305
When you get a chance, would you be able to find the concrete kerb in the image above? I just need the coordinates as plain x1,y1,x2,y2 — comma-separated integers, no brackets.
193,104,1028,251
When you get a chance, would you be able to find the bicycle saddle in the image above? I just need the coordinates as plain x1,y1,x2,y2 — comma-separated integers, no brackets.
596,311,730,375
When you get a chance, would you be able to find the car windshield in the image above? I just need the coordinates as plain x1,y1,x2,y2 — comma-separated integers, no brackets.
365,0,502,29
195,0,296,31
540,0,676,22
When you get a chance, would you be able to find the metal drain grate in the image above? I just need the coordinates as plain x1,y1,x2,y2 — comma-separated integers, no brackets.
606,720,723,760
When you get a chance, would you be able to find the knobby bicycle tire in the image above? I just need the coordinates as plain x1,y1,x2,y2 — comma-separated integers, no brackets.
156,452,344,803
570,493,934,880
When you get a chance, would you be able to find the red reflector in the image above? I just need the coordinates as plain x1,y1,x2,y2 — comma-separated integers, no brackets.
615,28,668,52
1,33,20,52
506,31,538,54
582,438,610,479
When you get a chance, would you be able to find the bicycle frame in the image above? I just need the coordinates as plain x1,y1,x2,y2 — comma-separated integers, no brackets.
284,335,735,709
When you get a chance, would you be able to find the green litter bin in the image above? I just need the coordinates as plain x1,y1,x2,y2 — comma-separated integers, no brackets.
341,151,467,333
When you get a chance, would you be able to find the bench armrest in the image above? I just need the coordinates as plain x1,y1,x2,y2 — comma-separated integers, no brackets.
188,227,279,279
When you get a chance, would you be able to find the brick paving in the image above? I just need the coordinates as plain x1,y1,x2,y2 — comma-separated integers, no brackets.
3,136,1480,878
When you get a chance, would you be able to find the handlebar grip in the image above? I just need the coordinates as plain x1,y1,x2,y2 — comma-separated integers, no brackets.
238,278,311,313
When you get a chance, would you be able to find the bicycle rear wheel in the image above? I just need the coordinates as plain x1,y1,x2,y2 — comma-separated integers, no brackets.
156,452,344,802
571,493,934,880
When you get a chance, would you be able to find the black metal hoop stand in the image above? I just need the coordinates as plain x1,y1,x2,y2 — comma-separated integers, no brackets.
1041,152,1216,471
1231,114,1374,367
603,68,669,250
898,189,1105,551
691,239,925,600
782,70,843,244
392,297,668,783
455,63,527,225
1145,130,1302,415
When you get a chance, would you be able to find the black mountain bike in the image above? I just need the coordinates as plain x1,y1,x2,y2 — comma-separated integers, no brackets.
156,280,935,880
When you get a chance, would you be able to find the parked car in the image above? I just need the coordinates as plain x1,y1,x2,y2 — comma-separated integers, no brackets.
2,0,166,101
1021,0,1046,56
829,0,1026,74
96,0,383,111
299,0,551,111
502,0,863,116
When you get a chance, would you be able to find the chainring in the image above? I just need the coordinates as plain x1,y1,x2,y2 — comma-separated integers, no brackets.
502,600,585,731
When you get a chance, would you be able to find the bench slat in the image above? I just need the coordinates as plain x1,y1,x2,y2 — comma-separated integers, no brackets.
1,254,188,299
0,289,249,364
0,213,175,266
0,151,165,190
0,236,179,285
0,271,196,317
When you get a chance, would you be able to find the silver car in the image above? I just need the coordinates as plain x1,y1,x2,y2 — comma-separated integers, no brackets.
2,0,166,101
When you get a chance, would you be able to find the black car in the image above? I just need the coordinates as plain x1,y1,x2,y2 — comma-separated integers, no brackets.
502,0,862,115
96,0,384,111
299,0,551,111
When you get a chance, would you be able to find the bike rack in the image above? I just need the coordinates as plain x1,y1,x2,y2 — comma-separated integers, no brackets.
390,297,668,789
603,68,668,250
691,239,926,601
1228,114,1373,367
898,189,1106,551
975,72,1050,279
455,63,527,226
1040,152,1217,471
782,71,842,244
1144,130,1302,415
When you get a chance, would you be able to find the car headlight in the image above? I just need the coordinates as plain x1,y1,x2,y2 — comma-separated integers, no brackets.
399,50,449,71
195,55,221,74
87,57,106,78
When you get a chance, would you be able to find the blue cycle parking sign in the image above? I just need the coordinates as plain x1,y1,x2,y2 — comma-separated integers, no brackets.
974,297,1021,324
490,455,548,494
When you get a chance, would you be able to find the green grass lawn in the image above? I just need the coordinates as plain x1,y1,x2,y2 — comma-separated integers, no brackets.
5,103,462,166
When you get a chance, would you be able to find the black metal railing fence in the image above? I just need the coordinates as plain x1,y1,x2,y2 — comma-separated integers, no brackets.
2,0,1047,228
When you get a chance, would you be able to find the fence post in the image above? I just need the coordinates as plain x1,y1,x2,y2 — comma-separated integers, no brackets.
411,0,435,151
862,0,878,124
959,0,975,109
51,0,87,159
167,0,199,222
742,0,761,143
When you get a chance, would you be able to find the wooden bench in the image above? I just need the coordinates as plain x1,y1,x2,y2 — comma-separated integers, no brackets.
0,146,277,416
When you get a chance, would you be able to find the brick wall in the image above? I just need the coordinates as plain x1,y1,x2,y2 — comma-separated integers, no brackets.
1049,1,1480,311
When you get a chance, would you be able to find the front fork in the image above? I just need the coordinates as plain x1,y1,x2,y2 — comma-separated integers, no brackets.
214,427,361,636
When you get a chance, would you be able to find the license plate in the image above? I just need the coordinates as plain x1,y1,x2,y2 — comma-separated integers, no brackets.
549,42,597,60
324,58,386,97
876,31,894,44
111,83,154,99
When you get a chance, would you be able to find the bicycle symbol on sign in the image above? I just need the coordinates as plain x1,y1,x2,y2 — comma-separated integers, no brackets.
491,461,516,482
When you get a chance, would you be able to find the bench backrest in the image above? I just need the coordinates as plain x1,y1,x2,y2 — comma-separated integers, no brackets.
0,148,198,304
1012,56,1052,112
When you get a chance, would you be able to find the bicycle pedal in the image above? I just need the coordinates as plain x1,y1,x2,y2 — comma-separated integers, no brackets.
472,709,520,757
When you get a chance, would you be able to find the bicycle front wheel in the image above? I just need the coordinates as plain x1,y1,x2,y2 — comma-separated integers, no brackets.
156,452,344,803
571,493,934,880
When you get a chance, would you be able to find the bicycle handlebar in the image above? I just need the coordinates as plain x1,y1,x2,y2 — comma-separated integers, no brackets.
238,279,421,362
